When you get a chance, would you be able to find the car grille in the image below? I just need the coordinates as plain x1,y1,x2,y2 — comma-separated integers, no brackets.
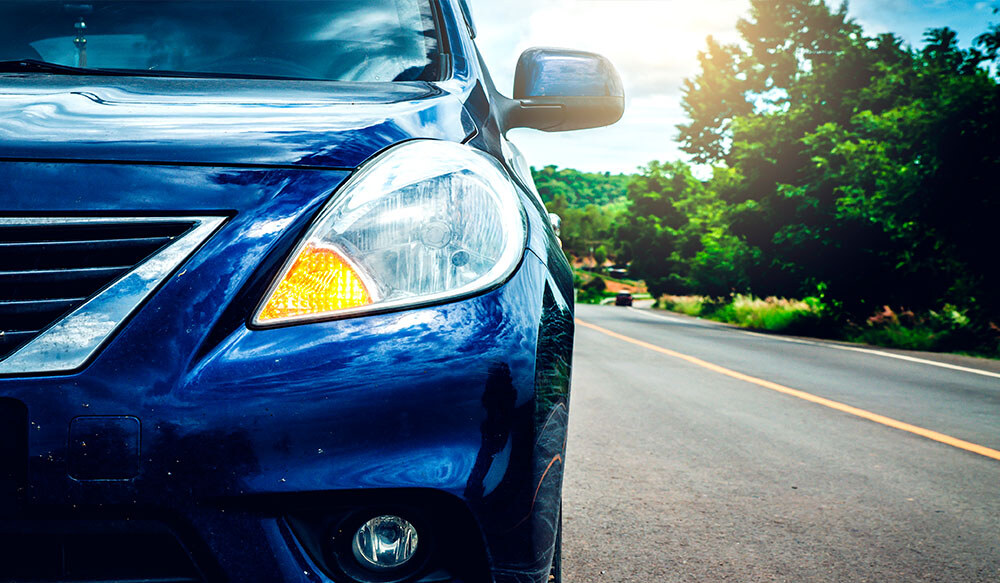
0,219,197,361
0,520,205,582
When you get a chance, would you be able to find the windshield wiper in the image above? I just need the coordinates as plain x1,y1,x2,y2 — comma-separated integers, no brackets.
0,59,119,76
0,59,320,81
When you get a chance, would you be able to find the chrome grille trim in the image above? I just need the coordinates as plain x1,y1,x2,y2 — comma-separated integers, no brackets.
0,216,225,375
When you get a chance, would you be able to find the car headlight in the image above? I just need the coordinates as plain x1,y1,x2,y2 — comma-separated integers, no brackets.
253,140,526,325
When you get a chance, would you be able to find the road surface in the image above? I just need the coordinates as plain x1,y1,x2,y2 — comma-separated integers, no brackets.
563,303,1000,582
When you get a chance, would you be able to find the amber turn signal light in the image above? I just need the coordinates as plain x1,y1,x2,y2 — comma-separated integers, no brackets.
258,244,372,322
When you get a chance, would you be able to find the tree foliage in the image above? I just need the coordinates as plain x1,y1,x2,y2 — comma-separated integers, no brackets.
530,166,630,258
615,161,754,297
531,165,631,207
527,0,1000,352
642,0,1000,336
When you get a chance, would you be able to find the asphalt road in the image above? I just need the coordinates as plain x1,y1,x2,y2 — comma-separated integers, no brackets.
562,303,1000,582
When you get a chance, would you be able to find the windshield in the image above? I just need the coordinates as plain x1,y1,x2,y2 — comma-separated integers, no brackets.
0,0,443,81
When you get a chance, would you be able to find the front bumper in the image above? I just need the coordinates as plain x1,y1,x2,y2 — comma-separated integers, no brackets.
0,250,573,583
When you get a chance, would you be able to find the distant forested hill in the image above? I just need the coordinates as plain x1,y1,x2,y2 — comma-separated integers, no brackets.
529,165,633,261
530,165,631,208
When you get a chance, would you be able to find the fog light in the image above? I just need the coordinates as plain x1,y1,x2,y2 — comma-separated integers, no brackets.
352,515,419,571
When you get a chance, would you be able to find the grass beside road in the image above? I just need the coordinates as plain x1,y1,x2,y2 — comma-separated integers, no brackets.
572,274,999,359
573,269,646,290
656,294,999,359
661,294,826,336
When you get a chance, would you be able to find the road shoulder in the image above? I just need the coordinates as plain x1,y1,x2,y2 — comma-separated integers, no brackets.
626,305,1000,375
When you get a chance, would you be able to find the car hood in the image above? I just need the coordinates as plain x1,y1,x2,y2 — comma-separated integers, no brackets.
0,76,481,379
0,75,476,169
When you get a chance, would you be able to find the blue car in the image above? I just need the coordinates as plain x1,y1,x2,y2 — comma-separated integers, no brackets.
0,1,623,582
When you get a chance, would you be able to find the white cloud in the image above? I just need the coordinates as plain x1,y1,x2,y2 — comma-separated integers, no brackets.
474,0,747,99
468,0,994,172
470,0,749,171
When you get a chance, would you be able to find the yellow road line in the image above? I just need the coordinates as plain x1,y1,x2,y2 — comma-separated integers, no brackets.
576,318,1000,462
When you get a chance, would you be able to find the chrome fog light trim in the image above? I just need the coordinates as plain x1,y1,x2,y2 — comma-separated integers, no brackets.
351,515,419,572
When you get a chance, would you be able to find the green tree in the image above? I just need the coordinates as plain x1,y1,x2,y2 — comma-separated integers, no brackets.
593,245,608,269
616,161,752,297
673,0,1000,333
530,166,632,260
531,165,631,207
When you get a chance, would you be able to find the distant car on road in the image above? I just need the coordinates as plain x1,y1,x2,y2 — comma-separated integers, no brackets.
615,292,634,306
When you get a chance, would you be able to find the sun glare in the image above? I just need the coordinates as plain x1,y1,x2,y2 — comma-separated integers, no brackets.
522,0,747,90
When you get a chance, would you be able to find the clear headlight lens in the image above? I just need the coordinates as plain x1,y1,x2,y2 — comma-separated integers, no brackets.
254,140,526,325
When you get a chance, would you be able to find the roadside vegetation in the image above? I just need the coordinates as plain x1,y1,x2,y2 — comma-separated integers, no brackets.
573,271,651,305
576,276,612,305
657,294,994,357
659,294,828,335
539,0,1000,358
531,166,628,262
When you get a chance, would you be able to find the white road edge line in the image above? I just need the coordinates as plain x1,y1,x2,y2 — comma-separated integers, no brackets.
625,306,715,326
625,306,1000,380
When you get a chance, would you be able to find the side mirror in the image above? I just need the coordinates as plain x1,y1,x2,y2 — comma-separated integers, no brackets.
548,212,562,237
502,48,624,133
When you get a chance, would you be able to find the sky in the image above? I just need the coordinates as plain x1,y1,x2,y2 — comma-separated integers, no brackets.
467,0,996,174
